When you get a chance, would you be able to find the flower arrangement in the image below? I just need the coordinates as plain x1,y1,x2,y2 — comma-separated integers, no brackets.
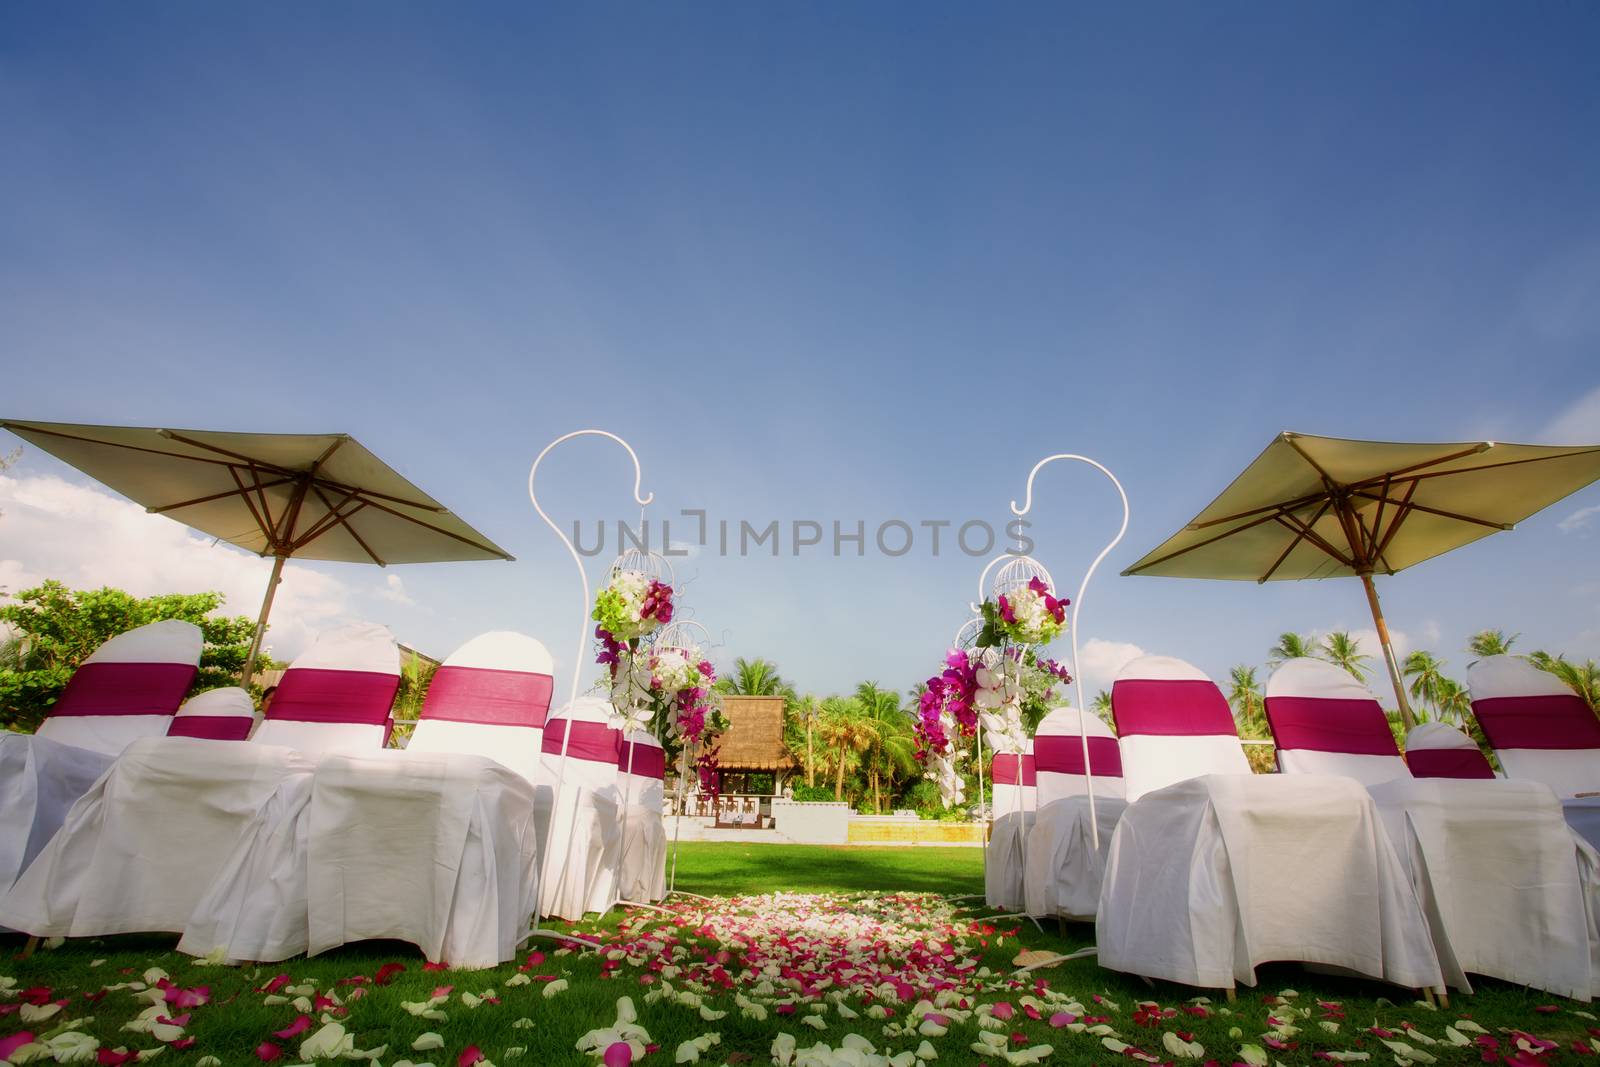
607,641,728,744
981,575,1068,646
592,569,674,651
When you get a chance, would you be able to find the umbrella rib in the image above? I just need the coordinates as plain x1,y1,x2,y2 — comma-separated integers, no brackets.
1125,509,1290,574
1258,498,1333,582
353,494,512,559
304,485,384,565
1343,444,1494,491
1276,508,1355,570
160,430,312,478
1373,481,1419,561
1187,489,1329,530
7,424,273,472
1371,447,1600,486
1348,490,1511,531
289,481,363,550
148,475,295,516
227,465,275,547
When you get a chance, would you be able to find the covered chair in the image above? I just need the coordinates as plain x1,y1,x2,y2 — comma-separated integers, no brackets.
1021,707,1126,920
251,622,401,754
35,619,203,755
1,619,202,893
167,687,256,741
1467,654,1600,848
1097,655,1442,994
1267,657,1599,999
0,736,312,938
534,696,622,920
406,631,554,781
1404,722,1495,780
179,631,554,968
984,741,1036,912
615,729,667,904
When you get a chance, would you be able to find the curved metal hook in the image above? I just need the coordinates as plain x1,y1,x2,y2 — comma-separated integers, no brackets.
1011,453,1130,849
527,430,654,711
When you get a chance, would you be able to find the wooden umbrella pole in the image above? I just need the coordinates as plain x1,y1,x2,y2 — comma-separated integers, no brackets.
1361,570,1415,730
241,554,286,685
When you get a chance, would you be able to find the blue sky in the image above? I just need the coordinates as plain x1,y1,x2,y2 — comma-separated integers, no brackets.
3,2,1599,704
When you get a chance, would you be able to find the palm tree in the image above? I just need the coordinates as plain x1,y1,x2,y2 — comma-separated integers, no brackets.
1226,665,1267,738
715,657,793,697
817,698,872,802
1091,689,1114,727
851,682,918,813
1467,629,1518,665
1321,631,1372,682
1432,676,1472,725
1402,651,1447,722
1268,633,1318,669
1530,652,1600,711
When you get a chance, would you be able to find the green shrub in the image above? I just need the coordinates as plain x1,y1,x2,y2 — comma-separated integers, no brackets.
789,783,836,802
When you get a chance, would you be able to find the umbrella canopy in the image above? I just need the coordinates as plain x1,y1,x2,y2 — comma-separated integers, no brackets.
2,420,513,681
1123,431,1600,725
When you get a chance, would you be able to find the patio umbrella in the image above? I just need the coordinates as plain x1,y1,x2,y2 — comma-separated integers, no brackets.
1,420,513,682
1122,431,1600,727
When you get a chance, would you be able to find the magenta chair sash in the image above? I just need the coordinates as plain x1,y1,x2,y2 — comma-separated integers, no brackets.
167,715,253,741
618,741,666,780
1111,679,1235,736
420,666,553,728
50,661,197,718
1265,696,1401,756
990,753,1037,787
1473,695,1600,751
268,668,399,725
542,718,622,763
1033,734,1123,777
1406,746,1495,780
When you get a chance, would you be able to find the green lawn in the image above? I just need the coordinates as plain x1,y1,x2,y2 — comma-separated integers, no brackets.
2,844,1590,1066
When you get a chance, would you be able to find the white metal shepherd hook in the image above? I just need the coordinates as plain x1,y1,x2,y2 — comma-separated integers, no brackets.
526,429,653,944
1011,454,1130,850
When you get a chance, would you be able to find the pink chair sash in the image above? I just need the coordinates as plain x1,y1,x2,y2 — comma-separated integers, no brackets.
618,741,666,780
167,715,253,741
1406,746,1495,780
1032,735,1123,777
1111,679,1235,736
49,661,197,718
542,718,622,763
420,665,553,727
1473,695,1600,751
990,753,1037,786
267,668,399,725
1265,696,1400,756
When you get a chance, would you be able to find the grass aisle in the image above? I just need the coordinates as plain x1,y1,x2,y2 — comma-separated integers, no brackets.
1,843,1590,1066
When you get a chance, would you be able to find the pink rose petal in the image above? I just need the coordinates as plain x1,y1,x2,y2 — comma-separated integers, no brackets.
603,1041,634,1067
256,1041,282,1062
0,1033,35,1060
273,1015,312,1039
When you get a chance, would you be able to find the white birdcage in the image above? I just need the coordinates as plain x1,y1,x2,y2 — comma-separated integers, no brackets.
653,620,710,656
607,547,676,588
952,616,983,650
988,553,1056,603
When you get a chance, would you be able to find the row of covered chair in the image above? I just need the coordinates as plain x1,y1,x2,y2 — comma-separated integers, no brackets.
0,621,668,968
994,653,1600,1000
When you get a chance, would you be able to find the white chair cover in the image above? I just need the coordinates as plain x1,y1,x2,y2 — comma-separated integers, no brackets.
985,741,1036,911
35,619,202,755
179,630,555,966
250,622,400,755
300,751,541,968
534,696,622,920
1468,654,1600,801
615,729,667,904
167,687,257,741
1268,656,1599,999
1403,722,1497,780
406,631,554,782
1022,707,1127,919
0,734,113,893
0,737,311,937
1097,654,1443,992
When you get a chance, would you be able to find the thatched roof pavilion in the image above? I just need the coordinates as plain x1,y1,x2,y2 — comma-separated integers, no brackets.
713,695,797,789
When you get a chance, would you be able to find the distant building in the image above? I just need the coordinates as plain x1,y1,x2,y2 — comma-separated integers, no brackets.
711,695,797,796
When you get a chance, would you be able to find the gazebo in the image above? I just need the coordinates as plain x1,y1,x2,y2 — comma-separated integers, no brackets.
698,695,796,825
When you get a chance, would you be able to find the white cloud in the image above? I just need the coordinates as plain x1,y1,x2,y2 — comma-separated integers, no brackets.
1071,638,1147,701
1544,384,1600,445
377,573,415,606
0,472,373,661
1559,504,1600,534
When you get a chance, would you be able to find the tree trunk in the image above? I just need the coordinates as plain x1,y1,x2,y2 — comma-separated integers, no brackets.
834,745,845,800
806,718,814,788
872,768,880,813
